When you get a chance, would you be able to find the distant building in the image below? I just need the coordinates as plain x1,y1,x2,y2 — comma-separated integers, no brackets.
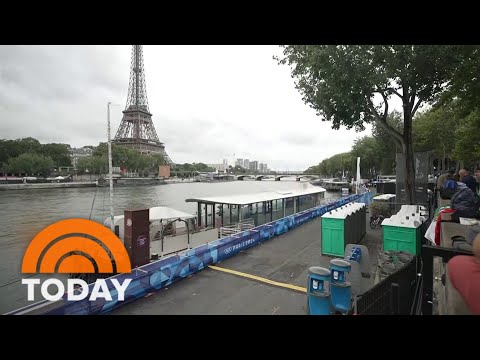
243,159,249,169
235,158,244,168
71,147,94,168
249,161,258,171
222,159,228,167
259,163,266,173
159,165,171,178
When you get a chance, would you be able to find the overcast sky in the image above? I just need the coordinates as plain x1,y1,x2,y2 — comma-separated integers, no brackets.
0,45,378,170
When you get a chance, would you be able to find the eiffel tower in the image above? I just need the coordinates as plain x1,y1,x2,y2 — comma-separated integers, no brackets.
113,45,173,165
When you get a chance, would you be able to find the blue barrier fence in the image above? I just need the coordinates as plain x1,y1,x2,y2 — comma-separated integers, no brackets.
9,191,373,315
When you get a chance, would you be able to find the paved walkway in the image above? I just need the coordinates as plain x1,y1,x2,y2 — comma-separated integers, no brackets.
112,214,382,315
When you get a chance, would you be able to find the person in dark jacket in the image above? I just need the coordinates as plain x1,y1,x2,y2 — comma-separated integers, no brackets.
459,169,477,194
451,181,480,220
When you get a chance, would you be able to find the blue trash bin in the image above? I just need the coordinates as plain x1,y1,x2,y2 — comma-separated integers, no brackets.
307,266,331,315
329,259,352,314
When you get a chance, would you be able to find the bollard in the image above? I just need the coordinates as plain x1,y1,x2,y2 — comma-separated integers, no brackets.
329,259,352,314
307,266,332,315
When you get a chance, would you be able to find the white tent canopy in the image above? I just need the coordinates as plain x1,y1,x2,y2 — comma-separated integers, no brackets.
104,206,195,228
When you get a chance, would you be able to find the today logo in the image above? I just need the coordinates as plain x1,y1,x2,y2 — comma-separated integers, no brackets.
21,218,132,302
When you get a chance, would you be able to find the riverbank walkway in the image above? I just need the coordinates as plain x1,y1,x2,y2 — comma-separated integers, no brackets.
112,214,382,315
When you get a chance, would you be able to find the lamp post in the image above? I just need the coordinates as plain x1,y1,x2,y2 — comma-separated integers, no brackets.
107,102,120,232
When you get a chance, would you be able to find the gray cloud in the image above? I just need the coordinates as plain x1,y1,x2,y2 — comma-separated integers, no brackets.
0,45,377,170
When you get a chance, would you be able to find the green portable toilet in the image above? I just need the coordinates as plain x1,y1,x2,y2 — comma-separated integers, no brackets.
344,204,354,246
352,202,366,242
321,203,366,257
381,209,423,255
322,206,348,257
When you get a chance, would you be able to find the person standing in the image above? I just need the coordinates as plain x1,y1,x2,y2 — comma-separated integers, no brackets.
459,168,478,195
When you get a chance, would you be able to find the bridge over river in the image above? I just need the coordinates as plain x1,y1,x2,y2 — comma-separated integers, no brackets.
234,174,319,181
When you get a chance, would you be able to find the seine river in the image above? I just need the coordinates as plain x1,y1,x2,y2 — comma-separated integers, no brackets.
0,179,339,314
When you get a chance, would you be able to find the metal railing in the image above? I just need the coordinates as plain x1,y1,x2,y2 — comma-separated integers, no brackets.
420,244,473,315
218,218,255,238
350,256,419,315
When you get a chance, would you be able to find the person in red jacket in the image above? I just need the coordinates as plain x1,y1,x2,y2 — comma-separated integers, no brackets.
447,233,480,314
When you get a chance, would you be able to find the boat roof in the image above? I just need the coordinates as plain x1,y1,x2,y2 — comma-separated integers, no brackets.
104,206,195,227
149,206,195,220
323,178,349,183
373,194,396,200
185,187,326,206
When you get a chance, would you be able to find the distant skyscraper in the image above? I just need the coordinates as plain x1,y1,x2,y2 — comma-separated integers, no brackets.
250,161,259,171
235,158,244,168
223,158,228,167
244,159,249,169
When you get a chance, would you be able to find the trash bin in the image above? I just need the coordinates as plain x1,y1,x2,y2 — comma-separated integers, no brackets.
307,266,331,315
329,259,352,314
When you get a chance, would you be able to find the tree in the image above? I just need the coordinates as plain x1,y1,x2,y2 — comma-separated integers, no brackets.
76,157,92,174
33,155,55,175
452,109,480,166
412,101,461,171
137,154,151,177
194,163,215,172
350,136,379,179
89,156,107,175
319,152,352,178
276,45,471,203
305,164,320,174
41,143,72,167
16,137,42,155
0,137,42,166
440,46,480,113
371,110,402,175
7,153,54,176
318,160,328,176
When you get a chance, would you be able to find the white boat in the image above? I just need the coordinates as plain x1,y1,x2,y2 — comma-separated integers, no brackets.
185,186,326,230
104,187,326,258
322,178,350,191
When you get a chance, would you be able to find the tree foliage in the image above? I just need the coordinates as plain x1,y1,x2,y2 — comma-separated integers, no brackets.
371,110,402,174
0,138,71,166
40,143,72,167
80,143,167,177
350,136,379,178
412,101,460,170
441,46,480,113
452,109,480,166
171,163,216,177
305,111,403,178
7,153,55,176
277,45,476,203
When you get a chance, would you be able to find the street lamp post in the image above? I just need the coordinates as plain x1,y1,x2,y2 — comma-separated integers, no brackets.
107,102,118,232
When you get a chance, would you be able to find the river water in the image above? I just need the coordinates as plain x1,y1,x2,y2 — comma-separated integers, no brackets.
0,179,339,314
